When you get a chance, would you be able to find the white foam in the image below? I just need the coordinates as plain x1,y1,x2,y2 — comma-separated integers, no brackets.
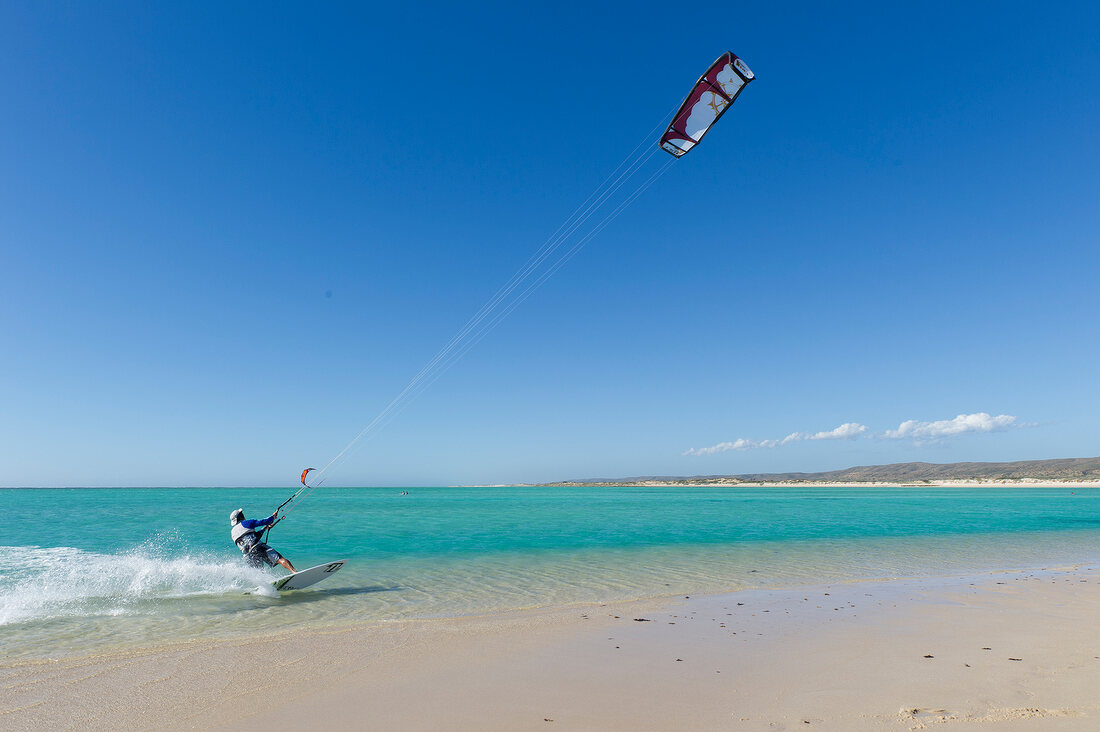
0,541,271,626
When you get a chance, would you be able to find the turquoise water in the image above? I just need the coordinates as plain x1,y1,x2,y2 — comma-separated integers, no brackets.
2,485,1099,660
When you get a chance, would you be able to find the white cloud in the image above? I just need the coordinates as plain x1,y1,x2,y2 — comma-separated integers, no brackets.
806,422,868,441
682,438,759,456
882,412,1018,440
683,413,1027,456
683,422,868,456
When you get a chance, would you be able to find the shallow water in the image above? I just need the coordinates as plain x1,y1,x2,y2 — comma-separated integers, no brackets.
2,485,1098,659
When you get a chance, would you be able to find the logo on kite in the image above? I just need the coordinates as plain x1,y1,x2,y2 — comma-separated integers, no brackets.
659,51,755,158
301,467,316,486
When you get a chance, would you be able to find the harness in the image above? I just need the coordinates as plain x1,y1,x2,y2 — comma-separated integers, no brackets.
230,521,261,554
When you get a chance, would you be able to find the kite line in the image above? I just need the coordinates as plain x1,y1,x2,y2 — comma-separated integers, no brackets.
282,51,755,510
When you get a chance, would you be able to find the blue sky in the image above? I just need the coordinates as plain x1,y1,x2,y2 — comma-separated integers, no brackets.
2,1,1098,487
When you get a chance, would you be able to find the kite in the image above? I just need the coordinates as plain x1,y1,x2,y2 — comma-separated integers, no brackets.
659,52,754,158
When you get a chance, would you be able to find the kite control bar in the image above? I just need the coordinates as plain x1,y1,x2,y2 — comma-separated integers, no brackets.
258,468,317,542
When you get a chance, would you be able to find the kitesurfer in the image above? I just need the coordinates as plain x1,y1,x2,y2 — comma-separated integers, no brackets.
229,509,296,573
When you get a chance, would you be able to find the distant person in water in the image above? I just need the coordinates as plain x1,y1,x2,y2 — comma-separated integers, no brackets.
229,509,296,573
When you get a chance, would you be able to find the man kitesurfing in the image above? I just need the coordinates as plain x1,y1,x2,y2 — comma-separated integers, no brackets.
230,51,754,589
228,468,350,593
229,509,297,573
216,52,753,593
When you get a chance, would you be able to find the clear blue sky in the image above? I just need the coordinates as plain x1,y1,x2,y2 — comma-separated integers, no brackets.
2,1,1098,487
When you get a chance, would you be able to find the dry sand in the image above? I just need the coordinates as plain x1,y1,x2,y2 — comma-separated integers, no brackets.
3,565,1099,731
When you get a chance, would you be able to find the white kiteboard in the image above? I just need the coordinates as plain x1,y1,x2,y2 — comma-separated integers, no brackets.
271,560,347,592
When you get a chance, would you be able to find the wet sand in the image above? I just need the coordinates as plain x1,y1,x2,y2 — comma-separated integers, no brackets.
3,565,1099,730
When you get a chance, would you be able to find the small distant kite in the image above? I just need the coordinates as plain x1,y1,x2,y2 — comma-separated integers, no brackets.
659,52,754,158
300,467,316,486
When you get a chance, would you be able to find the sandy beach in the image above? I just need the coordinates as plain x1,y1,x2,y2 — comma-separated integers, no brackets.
3,564,1098,731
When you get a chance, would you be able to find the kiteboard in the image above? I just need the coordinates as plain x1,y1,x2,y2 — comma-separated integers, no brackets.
271,560,347,592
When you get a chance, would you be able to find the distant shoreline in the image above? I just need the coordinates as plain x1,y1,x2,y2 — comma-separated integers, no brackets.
514,479,1100,488
525,456,1100,489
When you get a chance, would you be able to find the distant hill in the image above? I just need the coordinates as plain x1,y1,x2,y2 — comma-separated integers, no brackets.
542,457,1100,486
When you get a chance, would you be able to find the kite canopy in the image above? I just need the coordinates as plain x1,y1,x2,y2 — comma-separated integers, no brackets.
301,467,316,486
659,52,754,158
